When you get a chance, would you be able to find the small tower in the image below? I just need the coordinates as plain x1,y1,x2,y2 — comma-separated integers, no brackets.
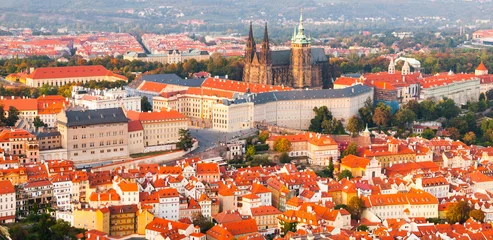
290,8,312,88
388,58,395,74
259,22,273,84
476,62,489,76
402,59,411,75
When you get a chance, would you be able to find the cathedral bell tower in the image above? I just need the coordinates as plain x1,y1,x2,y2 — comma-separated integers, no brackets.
290,9,312,88
260,23,273,84
243,22,257,83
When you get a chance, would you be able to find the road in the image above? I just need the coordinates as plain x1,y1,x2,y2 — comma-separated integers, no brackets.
189,128,258,154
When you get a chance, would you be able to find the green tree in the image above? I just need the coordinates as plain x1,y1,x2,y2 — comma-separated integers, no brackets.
446,201,471,224
421,127,435,140
192,213,214,233
347,196,366,220
176,129,193,151
33,116,46,131
347,116,364,137
342,142,358,158
281,222,298,236
334,204,347,210
274,138,291,152
419,100,437,121
327,161,335,179
393,108,416,128
462,131,476,145
358,97,374,126
279,152,291,164
337,169,353,181
258,131,270,143
5,106,19,127
436,98,460,119
356,225,369,232
372,102,392,128
141,96,152,112
480,92,486,102
469,209,485,222
246,145,256,159
486,89,493,101
309,106,333,133
404,100,421,118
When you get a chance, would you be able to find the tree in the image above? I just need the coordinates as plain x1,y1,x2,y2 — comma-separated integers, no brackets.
33,116,46,131
392,108,416,128
372,102,392,128
337,169,353,181
141,96,152,112
358,97,374,126
246,145,256,159
347,116,364,137
274,138,291,152
342,142,358,158
250,155,274,166
462,131,477,145
480,92,486,102
347,196,366,220
334,204,347,210
192,213,214,233
309,106,333,133
486,89,493,101
469,209,485,222
5,106,19,127
327,161,335,179
176,129,194,151
258,131,270,143
436,98,460,119
420,100,437,121
447,127,461,140
404,100,421,118
356,225,369,232
281,222,297,236
421,127,435,140
279,152,291,163
446,201,471,224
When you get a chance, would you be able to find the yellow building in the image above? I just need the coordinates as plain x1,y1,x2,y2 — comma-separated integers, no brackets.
5,72,29,84
73,208,110,234
0,167,28,185
340,154,370,178
250,206,281,230
136,209,154,235
358,138,416,168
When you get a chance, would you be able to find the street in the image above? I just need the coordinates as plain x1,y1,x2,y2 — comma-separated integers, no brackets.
189,128,258,153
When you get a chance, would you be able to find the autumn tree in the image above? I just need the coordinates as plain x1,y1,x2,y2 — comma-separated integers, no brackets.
446,127,461,140
274,138,291,152
258,131,270,143
246,145,256,159
462,131,477,145
469,209,485,222
372,102,392,128
347,196,366,220
392,108,416,128
347,116,364,137
446,201,471,224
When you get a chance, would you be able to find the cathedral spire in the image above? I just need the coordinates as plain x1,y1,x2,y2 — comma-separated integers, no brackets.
298,8,304,36
245,21,257,63
261,22,271,65
292,8,310,44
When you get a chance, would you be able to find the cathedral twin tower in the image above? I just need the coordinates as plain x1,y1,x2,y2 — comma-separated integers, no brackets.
243,11,332,89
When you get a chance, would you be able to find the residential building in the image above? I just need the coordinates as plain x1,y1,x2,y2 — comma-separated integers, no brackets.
36,131,62,151
56,108,129,162
420,73,480,105
0,180,16,223
157,188,180,221
16,180,54,217
72,86,141,112
108,204,139,237
0,128,39,164
73,208,110,234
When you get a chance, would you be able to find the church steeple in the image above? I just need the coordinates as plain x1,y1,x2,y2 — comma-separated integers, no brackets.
245,22,257,63
292,8,310,45
388,58,395,74
261,22,271,65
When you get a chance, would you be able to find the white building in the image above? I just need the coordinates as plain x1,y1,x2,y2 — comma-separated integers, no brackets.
415,177,449,199
420,73,480,105
0,180,16,223
157,188,180,221
72,86,141,112
51,174,73,211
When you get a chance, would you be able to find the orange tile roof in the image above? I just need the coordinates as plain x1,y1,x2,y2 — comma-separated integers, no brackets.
196,163,220,175
27,65,127,80
372,81,396,90
477,62,488,71
126,109,187,122
465,171,493,183
363,189,438,207
201,77,291,93
267,132,337,146
128,120,144,132
186,87,234,99
0,180,14,194
146,217,192,232
118,181,138,192
341,155,370,169
221,218,258,236
158,188,179,198
0,98,37,111
138,81,168,92
207,225,234,240
89,189,121,201
250,205,281,216
420,73,477,89
334,77,362,86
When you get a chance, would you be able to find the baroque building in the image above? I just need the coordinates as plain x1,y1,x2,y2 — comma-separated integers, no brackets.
243,11,334,88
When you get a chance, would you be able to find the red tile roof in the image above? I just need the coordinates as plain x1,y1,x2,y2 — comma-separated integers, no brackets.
477,62,488,71
0,98,37,111
201,77,291,93
138,81,168,92
0,180,14,194
128,120,144,132
341,155,370,169
27,65,127,80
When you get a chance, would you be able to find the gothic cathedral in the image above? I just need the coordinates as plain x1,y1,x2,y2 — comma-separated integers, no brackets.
242,11,334,89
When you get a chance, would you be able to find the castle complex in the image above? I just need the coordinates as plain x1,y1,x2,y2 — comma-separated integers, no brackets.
242,11,333,88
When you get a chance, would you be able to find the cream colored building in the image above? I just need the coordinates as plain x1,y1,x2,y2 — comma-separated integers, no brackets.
212,100,253,132
420,73,480,105
124,50,210,64
212,85,373,131
56,108,129,162
126,109,188,147
128,120,145,154
25,65,127,87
